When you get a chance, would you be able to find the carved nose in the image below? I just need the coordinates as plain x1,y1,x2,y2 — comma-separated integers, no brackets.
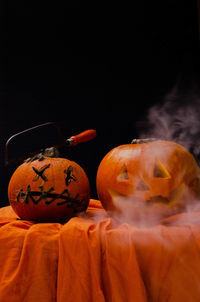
136,180,150,191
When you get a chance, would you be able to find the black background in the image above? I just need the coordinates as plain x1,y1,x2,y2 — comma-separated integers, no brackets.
1,0,200,205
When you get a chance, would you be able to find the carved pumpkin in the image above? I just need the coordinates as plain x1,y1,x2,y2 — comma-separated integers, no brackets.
8,157,90,222
96,140,200,218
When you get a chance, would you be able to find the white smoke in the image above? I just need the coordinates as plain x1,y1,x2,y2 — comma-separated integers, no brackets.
108,86,200,227
140,87,200,159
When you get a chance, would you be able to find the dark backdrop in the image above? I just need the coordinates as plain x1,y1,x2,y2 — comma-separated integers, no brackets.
1,0,200,205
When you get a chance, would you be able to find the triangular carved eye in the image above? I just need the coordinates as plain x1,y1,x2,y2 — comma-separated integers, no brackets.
117,164,129,181
136,180,150,191
153,160,171,178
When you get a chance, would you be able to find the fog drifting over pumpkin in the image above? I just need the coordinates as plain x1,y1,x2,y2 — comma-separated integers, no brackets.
86,90,200,300
104,87,200,227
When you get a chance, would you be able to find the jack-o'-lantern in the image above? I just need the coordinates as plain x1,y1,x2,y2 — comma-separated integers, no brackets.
8,155,90,222
96,140,200,218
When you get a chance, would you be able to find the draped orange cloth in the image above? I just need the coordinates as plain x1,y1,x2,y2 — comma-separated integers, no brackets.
0,199,200,302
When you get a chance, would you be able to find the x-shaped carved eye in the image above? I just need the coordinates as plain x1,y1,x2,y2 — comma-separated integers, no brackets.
32,164,51,182
64,166,77,186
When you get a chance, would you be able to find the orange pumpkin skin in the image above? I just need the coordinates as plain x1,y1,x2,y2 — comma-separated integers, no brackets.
96,140,200,217
8,157,90,222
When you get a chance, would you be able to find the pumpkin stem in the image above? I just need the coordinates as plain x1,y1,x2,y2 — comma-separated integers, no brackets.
25,147,60,162
131,138,157,144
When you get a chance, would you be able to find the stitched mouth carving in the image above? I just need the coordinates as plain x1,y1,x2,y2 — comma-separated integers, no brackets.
17,185,86,211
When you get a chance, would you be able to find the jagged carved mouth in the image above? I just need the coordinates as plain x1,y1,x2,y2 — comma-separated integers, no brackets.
109,183,185,207
146,184,185,206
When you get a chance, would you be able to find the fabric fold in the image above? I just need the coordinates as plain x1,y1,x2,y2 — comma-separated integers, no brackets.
0,213,61,302
1,201,200,302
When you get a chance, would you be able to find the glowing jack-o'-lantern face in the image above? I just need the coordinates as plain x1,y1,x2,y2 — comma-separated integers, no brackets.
96,140,200,217
8,157,90,222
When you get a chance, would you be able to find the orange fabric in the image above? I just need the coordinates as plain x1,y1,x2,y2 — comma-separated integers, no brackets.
0,200,200,301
